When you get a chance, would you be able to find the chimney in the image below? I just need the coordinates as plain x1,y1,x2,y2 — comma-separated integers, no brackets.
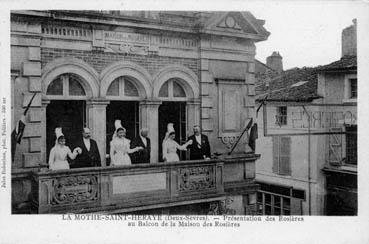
266,51,283,73
342,19,357,57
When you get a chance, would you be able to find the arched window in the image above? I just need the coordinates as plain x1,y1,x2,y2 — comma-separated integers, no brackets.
106,76,140,99
46,73,86,98
158,78,186,100
45,73,87,162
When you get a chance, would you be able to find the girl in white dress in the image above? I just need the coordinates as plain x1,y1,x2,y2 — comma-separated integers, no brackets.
48,128,81,170
162,123,192,162
110,120,143,166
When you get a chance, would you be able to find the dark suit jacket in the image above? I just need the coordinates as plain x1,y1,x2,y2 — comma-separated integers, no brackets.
130,136,151,164
187,134,211,160
72,138,101,168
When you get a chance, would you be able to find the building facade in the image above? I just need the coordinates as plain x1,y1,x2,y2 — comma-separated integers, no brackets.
11,11,269,214
254,20,357,215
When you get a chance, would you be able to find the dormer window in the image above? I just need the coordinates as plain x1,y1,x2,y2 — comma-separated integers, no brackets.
343,74,357,103
276,106,287,126
350,78,357,98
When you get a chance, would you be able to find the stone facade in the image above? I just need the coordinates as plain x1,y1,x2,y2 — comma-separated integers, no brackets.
11,11,269,213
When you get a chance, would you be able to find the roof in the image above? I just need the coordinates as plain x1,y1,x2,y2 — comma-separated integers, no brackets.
256,66,321,102
255,59,276,73
318,55,357,71
255,55,357,103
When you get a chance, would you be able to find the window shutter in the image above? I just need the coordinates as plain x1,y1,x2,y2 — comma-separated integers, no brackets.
279,137,291,175
328,128,342,165
272,136,279,173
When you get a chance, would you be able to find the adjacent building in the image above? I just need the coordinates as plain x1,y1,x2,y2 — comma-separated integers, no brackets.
255,20,357,215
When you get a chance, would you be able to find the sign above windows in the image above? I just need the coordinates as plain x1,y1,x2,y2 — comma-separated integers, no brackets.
262,103,357,136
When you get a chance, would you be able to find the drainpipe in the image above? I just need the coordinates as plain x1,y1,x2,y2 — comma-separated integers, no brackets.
302,105,312,215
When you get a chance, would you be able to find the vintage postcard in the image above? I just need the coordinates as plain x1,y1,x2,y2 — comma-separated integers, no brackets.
0,0,368,243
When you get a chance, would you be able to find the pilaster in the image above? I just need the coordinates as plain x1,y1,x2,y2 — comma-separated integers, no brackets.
86,100,110,166
139,100,162,163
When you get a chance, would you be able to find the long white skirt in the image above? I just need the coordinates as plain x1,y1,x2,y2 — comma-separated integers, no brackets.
111,152,132,166
50,160,70,170
166,153,180,162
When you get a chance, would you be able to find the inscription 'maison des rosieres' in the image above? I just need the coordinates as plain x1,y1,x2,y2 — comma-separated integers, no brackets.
104,31,150,44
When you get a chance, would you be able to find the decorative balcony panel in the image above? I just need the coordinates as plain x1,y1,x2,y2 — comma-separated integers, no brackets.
31,159,227,214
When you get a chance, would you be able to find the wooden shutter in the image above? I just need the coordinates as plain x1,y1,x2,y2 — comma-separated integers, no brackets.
328,128,342,165
279,137,291,175
272,136,279,173
291,198,303,215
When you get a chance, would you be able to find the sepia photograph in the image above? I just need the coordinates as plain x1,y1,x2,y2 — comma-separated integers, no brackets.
1,1,369,243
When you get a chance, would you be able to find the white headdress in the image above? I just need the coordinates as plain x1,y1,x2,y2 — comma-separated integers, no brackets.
167,123,175,134
55,127,64,145
113,120,125,139
163,123,175,142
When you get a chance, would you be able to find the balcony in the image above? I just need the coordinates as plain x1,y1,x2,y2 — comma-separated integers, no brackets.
21,154,259,214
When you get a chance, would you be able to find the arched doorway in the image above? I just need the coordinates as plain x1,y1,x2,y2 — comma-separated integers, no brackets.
158,78,189,161
153,65,200,162
105,76,143,165
45,73,88,161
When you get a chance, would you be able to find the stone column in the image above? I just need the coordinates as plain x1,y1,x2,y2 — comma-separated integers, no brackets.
40,100,50,166
86,100,110,166
139,100,162,163
187,99,201,134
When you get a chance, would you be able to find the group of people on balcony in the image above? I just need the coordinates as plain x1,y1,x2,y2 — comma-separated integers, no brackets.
48,121,211,170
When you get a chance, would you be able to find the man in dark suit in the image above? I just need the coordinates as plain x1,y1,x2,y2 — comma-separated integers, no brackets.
187,125,211,160
130,128,151,164
72,128,101,168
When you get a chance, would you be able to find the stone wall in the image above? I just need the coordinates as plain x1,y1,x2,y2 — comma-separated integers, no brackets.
41,48,199,77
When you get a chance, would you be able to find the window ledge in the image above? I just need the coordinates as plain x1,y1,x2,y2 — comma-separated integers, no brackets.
343,98,357,104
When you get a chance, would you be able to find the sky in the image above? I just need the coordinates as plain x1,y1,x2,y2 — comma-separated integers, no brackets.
1,1,364,70
246,2,362,69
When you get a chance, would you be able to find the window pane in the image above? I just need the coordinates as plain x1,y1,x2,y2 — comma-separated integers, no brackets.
107,79,119,96
283,197,291,208
257,192,263,203
159,81,169,97
274,196,281,207
350,79,357,98
69,75,86,96
173,80,186,97
124,78,139,97
276,106,287,125
346,125,357,164
265,194,271,204
46,77,63,95
265,205,271,215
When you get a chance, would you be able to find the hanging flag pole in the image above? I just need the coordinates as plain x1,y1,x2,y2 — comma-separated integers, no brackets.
256,94,268,116
11,93,37,162
228,118,253,155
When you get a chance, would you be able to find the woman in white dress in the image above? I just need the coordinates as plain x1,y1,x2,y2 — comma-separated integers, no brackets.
48,128,81,170
162,123,192,162
110,120,143,166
